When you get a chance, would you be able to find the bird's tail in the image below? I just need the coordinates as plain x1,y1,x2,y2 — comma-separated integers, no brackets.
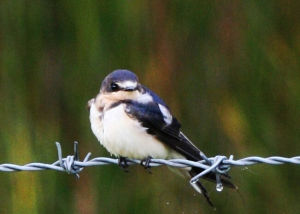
189,168,237,207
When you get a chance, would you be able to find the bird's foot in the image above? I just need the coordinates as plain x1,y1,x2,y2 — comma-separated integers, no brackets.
118,156,129,172
140,156,152,174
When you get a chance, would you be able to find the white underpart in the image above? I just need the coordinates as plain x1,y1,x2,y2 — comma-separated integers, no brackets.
89,100,104,144
90,101,175,159
117,80,137,89
158,104,172,125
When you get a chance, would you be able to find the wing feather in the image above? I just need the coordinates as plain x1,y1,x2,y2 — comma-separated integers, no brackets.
123,99,237,190
124,100,202,161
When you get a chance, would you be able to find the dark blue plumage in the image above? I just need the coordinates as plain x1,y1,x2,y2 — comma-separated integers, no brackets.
142,86,168,106
101,69,138,92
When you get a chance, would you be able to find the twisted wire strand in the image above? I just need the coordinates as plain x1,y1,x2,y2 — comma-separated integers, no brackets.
0,142,299,190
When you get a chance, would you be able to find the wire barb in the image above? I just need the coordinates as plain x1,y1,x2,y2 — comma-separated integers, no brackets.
0,142,299,192
55,141,91,178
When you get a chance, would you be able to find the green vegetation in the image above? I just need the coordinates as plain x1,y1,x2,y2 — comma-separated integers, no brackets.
0,1,299,213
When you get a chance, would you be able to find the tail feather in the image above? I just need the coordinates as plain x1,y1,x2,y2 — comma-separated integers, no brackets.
190,178,215,207
189,168,237,207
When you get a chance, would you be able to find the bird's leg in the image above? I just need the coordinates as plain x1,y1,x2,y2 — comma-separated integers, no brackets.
118,156,129,172
140,156,152,174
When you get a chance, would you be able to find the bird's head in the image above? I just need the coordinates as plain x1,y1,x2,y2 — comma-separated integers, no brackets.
87,69,153,110
97,69,149,103
100,69,140,93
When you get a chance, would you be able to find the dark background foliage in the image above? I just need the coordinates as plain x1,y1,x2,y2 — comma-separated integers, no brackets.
0,1,299,213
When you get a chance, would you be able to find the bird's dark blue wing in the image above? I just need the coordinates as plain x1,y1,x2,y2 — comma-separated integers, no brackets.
123,100,203,161
123,98,237,192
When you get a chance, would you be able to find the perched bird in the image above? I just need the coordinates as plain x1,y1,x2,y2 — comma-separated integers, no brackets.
88,69,235,206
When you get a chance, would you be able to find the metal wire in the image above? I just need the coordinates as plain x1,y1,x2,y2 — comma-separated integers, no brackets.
0,141,299,191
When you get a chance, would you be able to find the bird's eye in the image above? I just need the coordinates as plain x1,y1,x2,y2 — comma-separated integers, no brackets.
110,82,119,91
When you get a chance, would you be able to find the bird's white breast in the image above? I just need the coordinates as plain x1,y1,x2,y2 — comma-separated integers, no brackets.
89,100,104,143
89,101,173,159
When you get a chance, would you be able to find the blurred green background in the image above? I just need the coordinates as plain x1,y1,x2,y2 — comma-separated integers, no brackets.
0,1,300,213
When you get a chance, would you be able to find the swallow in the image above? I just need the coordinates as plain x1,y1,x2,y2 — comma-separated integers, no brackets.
88,69,236,206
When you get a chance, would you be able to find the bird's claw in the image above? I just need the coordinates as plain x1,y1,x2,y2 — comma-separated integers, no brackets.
118,156,129,172
141,156,152,174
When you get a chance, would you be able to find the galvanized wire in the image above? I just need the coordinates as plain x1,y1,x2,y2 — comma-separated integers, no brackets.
0,141,299,191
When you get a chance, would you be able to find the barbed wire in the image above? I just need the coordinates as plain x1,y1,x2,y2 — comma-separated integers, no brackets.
0,141,299,191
